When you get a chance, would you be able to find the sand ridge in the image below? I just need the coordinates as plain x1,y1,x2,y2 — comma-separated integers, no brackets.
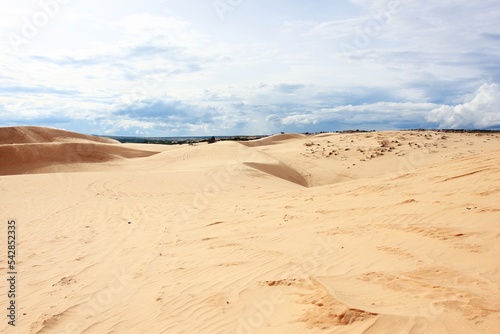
0,126,119,145
0,127,499,333
0,126,159,175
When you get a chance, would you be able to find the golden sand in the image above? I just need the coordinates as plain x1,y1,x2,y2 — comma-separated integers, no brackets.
0,126,499,333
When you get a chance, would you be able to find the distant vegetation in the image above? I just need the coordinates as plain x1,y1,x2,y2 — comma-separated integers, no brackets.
98,129,499,145
405,129,500,133
304,129,500,135
99,135,269,145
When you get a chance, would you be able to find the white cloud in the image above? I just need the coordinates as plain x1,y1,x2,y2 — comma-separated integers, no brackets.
112,13,207,49
1,1,500,135
428,83,500,129
273,101,438,127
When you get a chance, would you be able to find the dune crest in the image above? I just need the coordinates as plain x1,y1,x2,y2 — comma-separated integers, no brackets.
0,126,158,175
244,162,310,187
0,126,118,145
239,133,305,147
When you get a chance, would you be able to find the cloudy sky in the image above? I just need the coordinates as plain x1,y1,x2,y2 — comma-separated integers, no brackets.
1,0,499,136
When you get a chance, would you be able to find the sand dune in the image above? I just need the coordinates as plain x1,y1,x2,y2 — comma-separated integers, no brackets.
244,162,310,187
0,127,499,333
0,126,158,175
0,126,118,145
239,133,305,147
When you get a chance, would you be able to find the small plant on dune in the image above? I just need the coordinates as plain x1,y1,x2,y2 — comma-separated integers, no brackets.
379,140,391,147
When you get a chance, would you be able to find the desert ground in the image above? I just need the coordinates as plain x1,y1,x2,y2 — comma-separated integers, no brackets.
0,126,499,334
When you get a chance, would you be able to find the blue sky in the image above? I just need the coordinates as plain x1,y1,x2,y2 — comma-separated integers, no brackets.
1,0,499,136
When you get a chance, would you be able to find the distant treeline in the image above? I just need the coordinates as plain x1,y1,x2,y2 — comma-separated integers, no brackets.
99,129,499,145
100,135,269,145
406,129,500,133
303,129,500,135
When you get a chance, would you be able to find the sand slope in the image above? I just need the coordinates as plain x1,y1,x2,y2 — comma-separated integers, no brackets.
0,128,499,333
0,126,118,145
0,126,158,175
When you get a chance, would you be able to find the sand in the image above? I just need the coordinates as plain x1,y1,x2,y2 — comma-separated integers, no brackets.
0,126,499,333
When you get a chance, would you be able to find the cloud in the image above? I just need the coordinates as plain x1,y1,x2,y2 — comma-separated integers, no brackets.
116,99,187,118
404,76,478,105
427,83,500,129
483,33,500,42
0,85,79,95
274,83,306,94
1,1,500,135
0,93,113,124
266,101,438,130
114,98,215,124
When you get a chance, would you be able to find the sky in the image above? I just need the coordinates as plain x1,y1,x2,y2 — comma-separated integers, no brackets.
1,0,499,136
